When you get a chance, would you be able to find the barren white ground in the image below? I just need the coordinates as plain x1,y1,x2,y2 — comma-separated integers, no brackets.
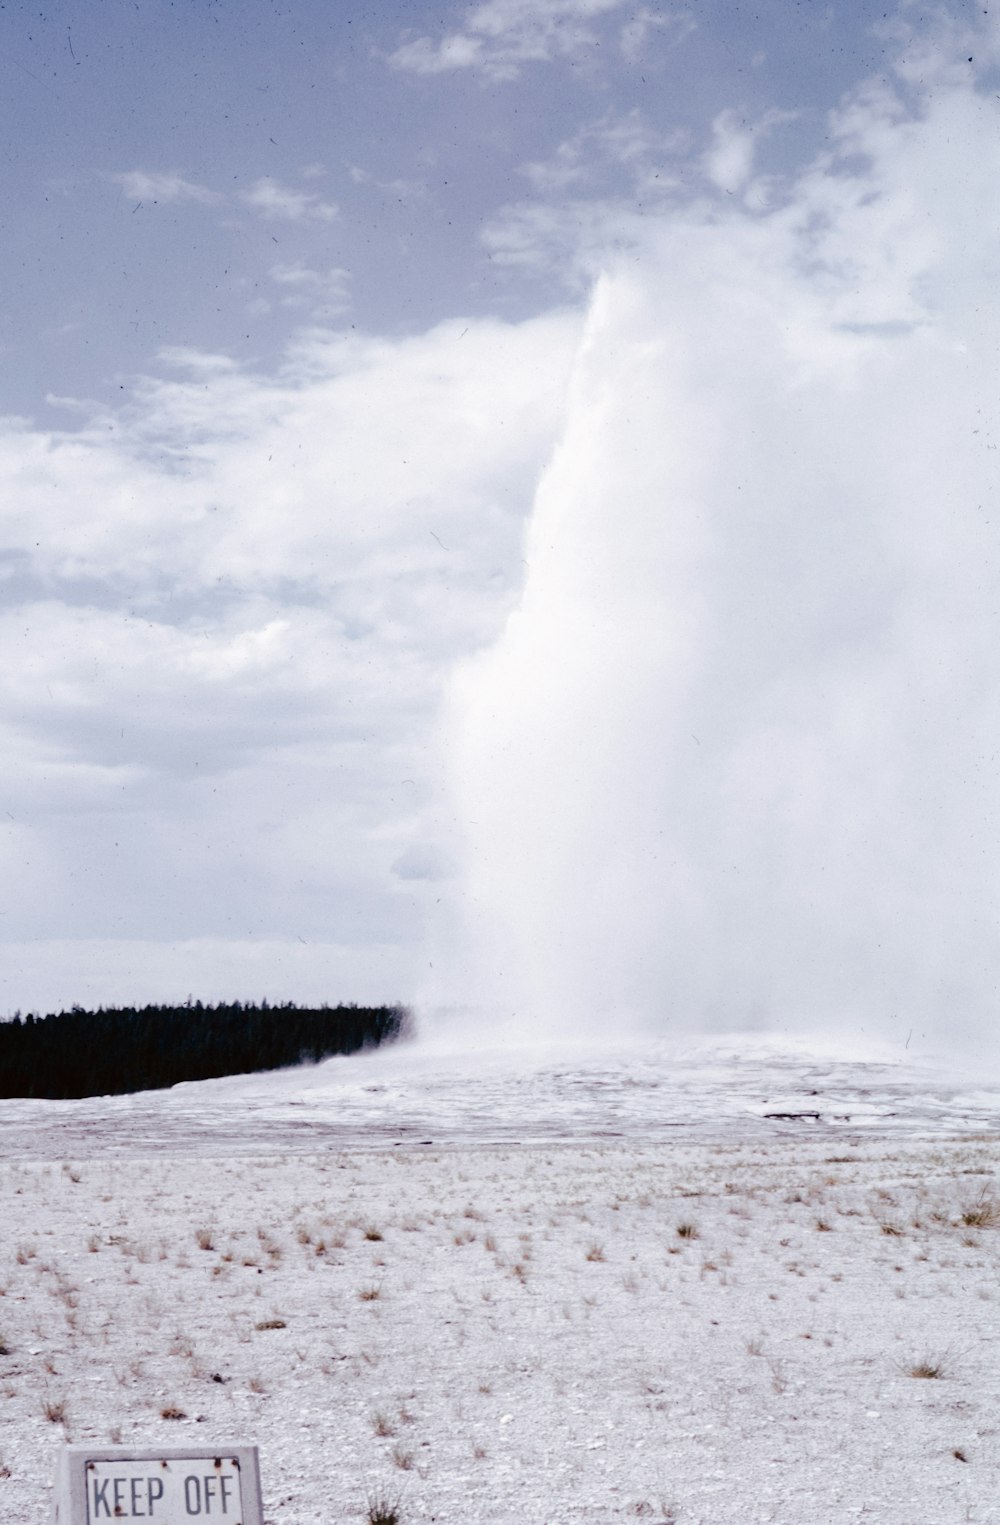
2,1033,1000,1524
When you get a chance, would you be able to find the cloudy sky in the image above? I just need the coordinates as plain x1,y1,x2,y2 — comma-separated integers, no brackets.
2,0,999,1036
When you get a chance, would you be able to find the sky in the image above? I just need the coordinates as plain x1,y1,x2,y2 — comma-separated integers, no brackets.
2,0,1000,1037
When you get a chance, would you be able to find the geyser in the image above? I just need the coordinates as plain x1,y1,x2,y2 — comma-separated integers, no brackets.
434,40,1000,1048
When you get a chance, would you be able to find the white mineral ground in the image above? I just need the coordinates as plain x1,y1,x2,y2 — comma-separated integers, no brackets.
2,1032,999,1524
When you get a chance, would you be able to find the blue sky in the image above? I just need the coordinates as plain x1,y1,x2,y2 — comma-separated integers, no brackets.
4,0,896,421
2,0,999,1033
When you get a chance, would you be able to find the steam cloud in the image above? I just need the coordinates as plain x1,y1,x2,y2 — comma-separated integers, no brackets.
433,25,1000,1049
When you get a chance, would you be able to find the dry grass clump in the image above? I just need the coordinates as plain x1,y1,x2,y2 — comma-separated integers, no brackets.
908,1355,948,1380
256,1228,283,1263
585,1242,606,1262
632,1498,679,1523
960,1194,1000,1228
366,1489,403,1525
676,1221,699,1240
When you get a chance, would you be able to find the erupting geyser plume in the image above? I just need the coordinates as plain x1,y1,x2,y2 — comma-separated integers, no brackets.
432,29,1000,1049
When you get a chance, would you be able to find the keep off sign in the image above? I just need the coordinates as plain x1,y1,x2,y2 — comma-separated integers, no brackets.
51,1446,263,1525
87,1456,242,1520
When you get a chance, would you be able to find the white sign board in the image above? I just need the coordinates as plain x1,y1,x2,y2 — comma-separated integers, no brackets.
87,1456,243,1520
51,1446,263,1525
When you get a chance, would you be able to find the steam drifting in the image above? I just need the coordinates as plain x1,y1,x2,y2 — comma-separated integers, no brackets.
436,34,1000,1047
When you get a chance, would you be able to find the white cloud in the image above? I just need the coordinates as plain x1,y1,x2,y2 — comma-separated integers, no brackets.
619,6,694,63
519,109,684,192
158,346,241,375
268,263,352,316
702,107,797,195
110,169,338,229
482,109,688,287
0,309,580,1010
239,177,338,223
879,1,1000,86
702,110,755,193
112,171,220,204
347,164,428,202
390,0,629,80
391,844,455,882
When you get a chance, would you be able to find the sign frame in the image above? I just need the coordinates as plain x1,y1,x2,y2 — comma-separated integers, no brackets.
50,1445,264,1525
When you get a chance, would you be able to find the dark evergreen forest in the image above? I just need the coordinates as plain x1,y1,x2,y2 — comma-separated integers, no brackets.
0,1000,410,1100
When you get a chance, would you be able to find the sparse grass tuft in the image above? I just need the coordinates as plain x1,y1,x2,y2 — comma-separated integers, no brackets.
42,1396,68,1424
366,1489,403,1525
359,1284,383,1302
633,1499,678,1523
160,1405,186,1420
676,1222,699,1240
585,1242,605,1262
960,1194,1000,1228
909,1356,947,1380
767,1357,787,1394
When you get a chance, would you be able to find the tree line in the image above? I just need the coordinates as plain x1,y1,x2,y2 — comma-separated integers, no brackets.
0,999,411,1100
